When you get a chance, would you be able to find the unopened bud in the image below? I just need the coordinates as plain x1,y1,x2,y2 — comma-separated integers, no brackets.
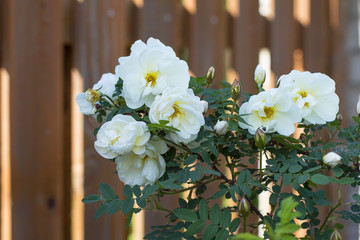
330,230,342,240
357,95,360,116
323,152,342,167
336,113,343,123
201,100,208,113
231,79,241,101
254,64,266,86
214,120,229,135
255,128,266,149
206,66,215,85
238,198,250,217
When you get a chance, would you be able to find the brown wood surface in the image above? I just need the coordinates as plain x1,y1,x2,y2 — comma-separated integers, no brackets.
72,0,128,239
2,0,65,239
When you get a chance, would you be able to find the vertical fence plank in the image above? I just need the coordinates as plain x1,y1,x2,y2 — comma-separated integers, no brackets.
189,0,227,85
2,0,65,239
72,1,128,239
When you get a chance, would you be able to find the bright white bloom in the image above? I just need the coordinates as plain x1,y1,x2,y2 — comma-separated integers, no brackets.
239,88,301,136
323,152,342,167
115,37,190,109
115,139,167,186
149,88,205,143
75,73,118,115
201,100,209,113
94,114,150,159
214,120,229,135
356,95,360,116
278,70,339,125
254,64,266,86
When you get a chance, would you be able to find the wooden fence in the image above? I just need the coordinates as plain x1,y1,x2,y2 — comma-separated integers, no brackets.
0,0,359,239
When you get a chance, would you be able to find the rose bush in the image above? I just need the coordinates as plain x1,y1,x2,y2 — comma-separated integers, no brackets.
78,38,360,240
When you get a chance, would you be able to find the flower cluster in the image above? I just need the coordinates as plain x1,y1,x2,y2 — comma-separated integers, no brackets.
77,38,205,186
240,67,339,136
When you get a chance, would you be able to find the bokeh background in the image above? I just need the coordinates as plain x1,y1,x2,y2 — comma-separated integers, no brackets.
1,0,360,239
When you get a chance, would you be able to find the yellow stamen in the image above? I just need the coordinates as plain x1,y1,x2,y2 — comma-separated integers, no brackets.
109,136,120,145
85,88,100,104
145,71,160,87
170,104,182,119
263,106,275,119
298,90,308,98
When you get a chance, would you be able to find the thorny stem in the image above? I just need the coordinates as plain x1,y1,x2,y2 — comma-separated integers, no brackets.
319,197,342,233
151,195,172,213
356,124,360,141
245,195,264,221
225,155,235,181
103,94,120,108
160,178,217,195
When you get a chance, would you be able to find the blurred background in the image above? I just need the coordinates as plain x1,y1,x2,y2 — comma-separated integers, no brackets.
1,0,360,239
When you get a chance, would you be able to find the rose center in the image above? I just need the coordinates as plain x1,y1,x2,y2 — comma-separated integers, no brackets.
85,88,100,104
110,136,120,145
170,104,182,119
297,90,308,98
263,106,275,119
145,71,160,87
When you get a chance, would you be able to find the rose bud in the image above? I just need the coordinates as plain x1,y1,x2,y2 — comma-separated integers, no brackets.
323,152,342,167
214,120,229,135
255,127,266,149
201,100,208,113
254,64,266,86
206,66,215,85
238,198,250,217
330,230,342,240
357,95,360,116
231,79,241,101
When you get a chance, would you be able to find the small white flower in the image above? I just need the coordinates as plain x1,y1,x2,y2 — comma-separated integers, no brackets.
254,64,266,86
201,100,209,113
115,139,167,186
94,114,150,159
356,95,360,116
278,70,339,125
149,88,205,143
239,88,301,136
214,120,229,135
75,73,118,115
115,37,190,109
323,152,342,167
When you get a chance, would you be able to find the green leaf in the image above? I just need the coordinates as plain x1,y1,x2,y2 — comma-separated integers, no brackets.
289,165,302,173
353,194,360,202
352,116,360,124
210,204,221,224
136,198,146,208
141,184,159,199
229,218,241,232
282,174,292,186
173,208,198,222
210,188,227,200
202,151,211,165
203,224,219,239
94,202,109,219
199,199,208,220
311,174,330,185
304,166,322,174
231,233,262,240
333,168,344,177
203,169,221,176
215,228,229,240
339,177,355,185
132,185,141,198
107,199,122,215
123,185,133,198
100,182,115,200
185,219,205,236
220,209,231,228
277,223,300,234
122,198,134,214
297,174,309,184
82,194,101,203
277,197,300,224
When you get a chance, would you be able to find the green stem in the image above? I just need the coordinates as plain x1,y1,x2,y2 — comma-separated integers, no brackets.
243,216,247,232
155,133,192,154
102,94,120,108
151,195,172,213
356,124,360,141
319,198,342,233
259,148,263,182
160,178,217,195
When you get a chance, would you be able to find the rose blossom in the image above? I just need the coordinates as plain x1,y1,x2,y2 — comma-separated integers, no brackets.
239,88,301,136
75,73,118,115
356,95,360,116
94,114,150,159
149,87,205,143
115,37,190,109
278,70,339,125
323,152,342,167
115,139,167,186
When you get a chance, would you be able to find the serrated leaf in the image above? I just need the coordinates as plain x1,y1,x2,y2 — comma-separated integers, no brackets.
94,202,109,219
210,188,227,200
82,194,101,203
229,218,241,233
333,168,344,178
220,209,231,228
123,185,133,198
107,199,122,215
289,165,302,173
215,228,229,240
311,174,330,185
141,185,159,199
173,208,198,222
203,224,218,239
199,199,208,220
185,219,205,236
304,166,322,174
136,198,146,208
339,177,355,185
210,204,221,224
122,198,134,214
100,182,115,200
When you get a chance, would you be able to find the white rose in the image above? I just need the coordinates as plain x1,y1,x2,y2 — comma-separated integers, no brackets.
94,114,150,159
214,120,229,135
75,73,118,116
254,64,266,86
116,139,167,186
239,88,301,136
201,100,209,113
278,70,339,125
356,95,360,116
323,152,342,167
149,88,205,143
115,37,190,109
